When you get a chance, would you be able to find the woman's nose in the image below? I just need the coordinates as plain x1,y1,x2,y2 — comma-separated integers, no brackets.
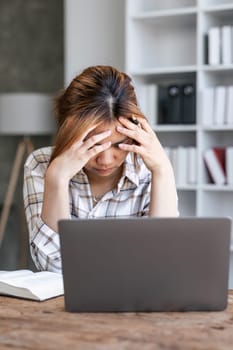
97,148,114,165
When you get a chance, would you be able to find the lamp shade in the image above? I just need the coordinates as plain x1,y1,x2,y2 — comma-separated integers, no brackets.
0,93,56,135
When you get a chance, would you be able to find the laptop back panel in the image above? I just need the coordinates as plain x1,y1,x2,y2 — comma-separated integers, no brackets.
59,217,231,312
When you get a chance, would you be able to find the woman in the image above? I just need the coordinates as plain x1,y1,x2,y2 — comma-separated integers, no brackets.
24,65,178,272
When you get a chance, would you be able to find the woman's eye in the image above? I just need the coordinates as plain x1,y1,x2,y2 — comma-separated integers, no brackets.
113,142,121,149
112,139,132,149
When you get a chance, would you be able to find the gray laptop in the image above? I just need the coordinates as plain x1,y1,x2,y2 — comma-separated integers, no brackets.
59,217,231,312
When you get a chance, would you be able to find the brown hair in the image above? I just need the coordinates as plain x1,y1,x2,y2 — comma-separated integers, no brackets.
50,65,145,162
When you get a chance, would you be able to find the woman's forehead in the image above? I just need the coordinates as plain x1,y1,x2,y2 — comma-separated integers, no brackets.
88,120,122,139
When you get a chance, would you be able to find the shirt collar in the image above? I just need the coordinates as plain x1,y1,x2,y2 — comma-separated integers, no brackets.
120,153,140,187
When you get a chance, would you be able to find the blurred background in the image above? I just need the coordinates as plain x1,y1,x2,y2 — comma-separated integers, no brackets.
0,0,124,269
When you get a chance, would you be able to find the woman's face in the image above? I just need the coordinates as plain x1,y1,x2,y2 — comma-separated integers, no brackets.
84,121,131,179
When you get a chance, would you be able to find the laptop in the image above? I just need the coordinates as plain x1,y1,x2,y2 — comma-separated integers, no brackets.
59,217,231,312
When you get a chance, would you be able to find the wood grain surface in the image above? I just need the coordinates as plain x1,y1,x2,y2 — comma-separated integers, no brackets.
0,291,233,350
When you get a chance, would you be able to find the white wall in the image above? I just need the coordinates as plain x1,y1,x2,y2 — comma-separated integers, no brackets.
64,0,125,86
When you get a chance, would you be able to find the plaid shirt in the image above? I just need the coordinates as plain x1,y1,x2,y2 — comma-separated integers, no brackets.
23,147,151,273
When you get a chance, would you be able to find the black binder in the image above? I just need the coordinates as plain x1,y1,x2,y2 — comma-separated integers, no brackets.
167,84,182,124
182,84,196,124
158,83,196,125
158,86,168,124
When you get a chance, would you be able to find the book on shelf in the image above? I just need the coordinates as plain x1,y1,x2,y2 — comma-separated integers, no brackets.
222,26,232,65
137,84,157,125
169,146,197,187
208,27,221,65
0,269,64,301
201,87,214,125
226,147,233,186
201,85,233,126
147,83,158,125
187,147,197,185
225,86,233,124
203,148,226,185
214,86,226,125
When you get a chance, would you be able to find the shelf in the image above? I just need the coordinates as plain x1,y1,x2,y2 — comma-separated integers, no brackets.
202,125,233,131
201,185,233,191
155,125,198,132
127,12,196,70
126,0,233,287
177,185,197,191
201,3,233,13
130,66,197,77
131,7,197,20
127,0,197,15
201,65,233,72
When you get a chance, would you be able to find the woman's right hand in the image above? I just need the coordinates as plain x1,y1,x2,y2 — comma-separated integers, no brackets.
46,126,112,183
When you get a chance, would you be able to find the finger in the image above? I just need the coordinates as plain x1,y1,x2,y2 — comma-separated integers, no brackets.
137,117,152,132
116,124,145,145
86,141,111,158
120,116,152,134
70,124,102,150
81,123,101,141
118,142,141,154
119,116,141,130
82,129,111,150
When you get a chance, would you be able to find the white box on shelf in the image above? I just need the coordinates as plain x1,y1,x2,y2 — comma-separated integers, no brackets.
226,147,233,185
137,84,158,125
187,147,197,184
208,27,221,65
201,87,214,125
137,84,148,116
147,84,158,126
222,26,232,65
173,147,188,187
214,86,226,125
225,86,233,125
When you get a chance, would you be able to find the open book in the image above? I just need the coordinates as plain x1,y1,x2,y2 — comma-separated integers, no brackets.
0,269,64,301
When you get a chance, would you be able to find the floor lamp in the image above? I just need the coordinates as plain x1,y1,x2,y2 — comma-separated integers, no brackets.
0,93,56,267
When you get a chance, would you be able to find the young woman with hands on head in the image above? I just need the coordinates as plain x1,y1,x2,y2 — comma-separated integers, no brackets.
23,65,179,273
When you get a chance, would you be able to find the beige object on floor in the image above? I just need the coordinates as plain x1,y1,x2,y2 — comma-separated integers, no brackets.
0,93,55,267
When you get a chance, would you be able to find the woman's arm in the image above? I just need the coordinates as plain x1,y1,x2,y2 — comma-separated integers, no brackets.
23,148,63,272
117,117,179,217
24,128,112,271
41,127,112,232
41,165,70,233
149,162,178,217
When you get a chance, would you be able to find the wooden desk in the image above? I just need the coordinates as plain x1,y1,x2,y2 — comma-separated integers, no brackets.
1,291,233,350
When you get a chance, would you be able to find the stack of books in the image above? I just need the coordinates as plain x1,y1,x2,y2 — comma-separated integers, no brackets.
208,26,233,66
165,146,197,187
203,147,233,185
201,85,233,125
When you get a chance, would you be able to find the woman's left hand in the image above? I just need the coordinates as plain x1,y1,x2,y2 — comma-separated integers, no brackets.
117,116,170,174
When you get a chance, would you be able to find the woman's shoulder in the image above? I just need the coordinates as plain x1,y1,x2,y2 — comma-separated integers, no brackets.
24,146,53,172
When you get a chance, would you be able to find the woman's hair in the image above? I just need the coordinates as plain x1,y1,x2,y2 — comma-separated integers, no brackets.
50,65,145,162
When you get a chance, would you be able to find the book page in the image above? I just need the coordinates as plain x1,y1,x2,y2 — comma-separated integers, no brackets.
0,270,63,301
0,270,34,281
22,272,64,300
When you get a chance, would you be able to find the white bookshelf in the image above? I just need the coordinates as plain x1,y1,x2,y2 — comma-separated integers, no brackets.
126,0,233,288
